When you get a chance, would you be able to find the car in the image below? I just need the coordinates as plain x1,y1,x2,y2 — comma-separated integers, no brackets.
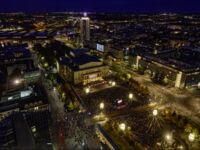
113,99,128,110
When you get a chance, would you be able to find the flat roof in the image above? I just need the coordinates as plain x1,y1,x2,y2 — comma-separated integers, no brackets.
142,48,200,73
59,54,102,71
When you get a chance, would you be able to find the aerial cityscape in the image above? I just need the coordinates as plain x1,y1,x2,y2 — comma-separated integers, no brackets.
0,1,200,150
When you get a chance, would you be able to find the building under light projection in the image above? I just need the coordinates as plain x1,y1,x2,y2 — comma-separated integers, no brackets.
80,13,90,44
59,49,109,85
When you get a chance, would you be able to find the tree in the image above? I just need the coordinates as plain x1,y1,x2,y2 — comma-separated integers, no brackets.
162,76,169,85
68,101,74,111
193,128,199,139
184,124,193,133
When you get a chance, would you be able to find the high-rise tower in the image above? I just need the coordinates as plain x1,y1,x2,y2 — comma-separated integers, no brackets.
80,13,90,45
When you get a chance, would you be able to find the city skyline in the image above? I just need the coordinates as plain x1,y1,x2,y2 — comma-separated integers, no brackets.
1,0,200,13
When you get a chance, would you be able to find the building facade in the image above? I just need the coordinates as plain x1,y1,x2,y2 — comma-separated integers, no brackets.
80,14,90,44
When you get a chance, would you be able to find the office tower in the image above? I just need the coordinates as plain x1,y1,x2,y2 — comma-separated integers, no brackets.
80,13,90,44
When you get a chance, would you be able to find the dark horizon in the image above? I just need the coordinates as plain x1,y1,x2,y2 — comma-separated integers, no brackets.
1,0,200,13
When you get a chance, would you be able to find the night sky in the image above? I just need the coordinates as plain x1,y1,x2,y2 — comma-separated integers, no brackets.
1,0,200,13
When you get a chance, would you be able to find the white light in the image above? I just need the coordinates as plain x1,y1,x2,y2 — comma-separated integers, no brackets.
153,109,158,116
83,12,87,17
14,79,20,85
188,133,195,142
41,56,45,61
117,99,123,104
165,133,172,141
129,93,133,99
85,88,90,94
198,82,200,89
119,123,126,131
31,126,36,133
178,145,184,149
53,87,56,91
112,81,116,86
100,102,104,110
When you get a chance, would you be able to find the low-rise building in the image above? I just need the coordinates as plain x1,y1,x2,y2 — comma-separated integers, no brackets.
133,48,200,89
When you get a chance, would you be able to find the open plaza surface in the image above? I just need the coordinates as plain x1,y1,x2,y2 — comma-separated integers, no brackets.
73,77,200,150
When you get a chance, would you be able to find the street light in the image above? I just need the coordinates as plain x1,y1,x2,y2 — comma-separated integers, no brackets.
100,102,105,110
178,145,184,149
82,141,85,146
188,133,195,142
153,109,158,116
112,81,116,86
14,79,21,85
119,123,126,131
44,62,48,67
53,87,56,91
85,87,90,94
165,133,172,142
129,93,133,99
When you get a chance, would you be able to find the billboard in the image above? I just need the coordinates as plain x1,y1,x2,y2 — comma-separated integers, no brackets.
96,43,104,52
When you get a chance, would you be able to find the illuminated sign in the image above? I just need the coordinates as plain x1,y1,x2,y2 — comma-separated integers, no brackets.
20,90,32,98
96,43,104,52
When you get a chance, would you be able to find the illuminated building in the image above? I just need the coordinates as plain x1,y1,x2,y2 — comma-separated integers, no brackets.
59,49,109,85
134,48,200,88
80,13,90,44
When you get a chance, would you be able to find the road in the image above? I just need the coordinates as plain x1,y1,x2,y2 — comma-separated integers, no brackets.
112,62,200,124
129,70,200,124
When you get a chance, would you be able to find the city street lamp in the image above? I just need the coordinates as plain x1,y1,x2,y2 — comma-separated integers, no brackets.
85,87,90,94
112,81,116,86
178,145,184,149
153,109,158,116
188,133,195,142
128,93,133,99
165,133,173,144
82,141,85,146
53,87,56,91
119,123,126,131
14,79,21,85
100,102,105,110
